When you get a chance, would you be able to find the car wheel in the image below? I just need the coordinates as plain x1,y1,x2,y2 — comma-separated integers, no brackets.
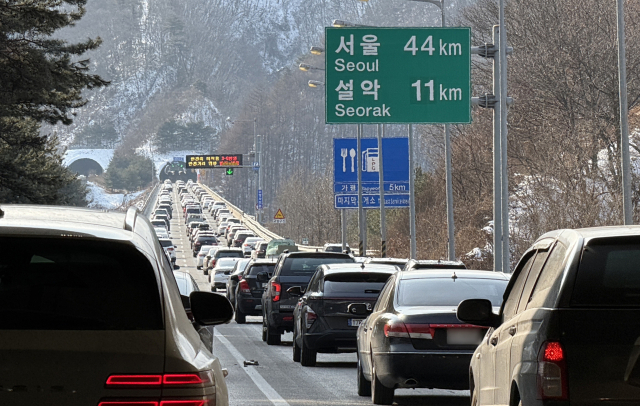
210,286,216,292
292,331,301,362
371,361,394,405
234,302,246,324
197,265,202,270
266,320,281,346
261,317,267,342
300,338,316,367
357,355,371,396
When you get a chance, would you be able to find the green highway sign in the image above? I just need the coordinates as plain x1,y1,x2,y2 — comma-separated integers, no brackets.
225,168,234,176
325,27,471,124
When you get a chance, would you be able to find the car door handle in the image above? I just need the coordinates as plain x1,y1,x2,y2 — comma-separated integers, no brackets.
509,326,516,336
490,336,498,346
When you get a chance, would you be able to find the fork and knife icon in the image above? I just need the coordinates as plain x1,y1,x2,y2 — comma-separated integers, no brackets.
341,148,356,173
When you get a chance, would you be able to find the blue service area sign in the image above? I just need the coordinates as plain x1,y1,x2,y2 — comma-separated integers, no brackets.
173,156,185,162
334,138,409,194
335,194,410,209
257,189,263,209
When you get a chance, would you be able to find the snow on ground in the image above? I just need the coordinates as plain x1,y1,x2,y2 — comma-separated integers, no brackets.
63,149,115,172
137,142,205,178
86,182,145,210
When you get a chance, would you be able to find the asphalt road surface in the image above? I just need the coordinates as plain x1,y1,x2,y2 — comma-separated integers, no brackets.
165,189,471,406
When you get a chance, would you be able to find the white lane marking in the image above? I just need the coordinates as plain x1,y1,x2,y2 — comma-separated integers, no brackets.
214,332,291,406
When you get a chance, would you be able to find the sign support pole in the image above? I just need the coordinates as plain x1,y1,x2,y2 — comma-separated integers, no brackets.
409,124,417,259
378,124,387,257
357,124,366,256
499,0,510,272
341,209,347,252
492,25,503,274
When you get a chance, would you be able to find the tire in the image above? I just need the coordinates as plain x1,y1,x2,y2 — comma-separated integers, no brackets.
266,320,281,345
262,317,267,342
197,265,202,270
204,268,208,275
292,332,301,362
371,361,394,405
210,286,217,292
234,302,246,324
357,355,371,397
300,338,316,367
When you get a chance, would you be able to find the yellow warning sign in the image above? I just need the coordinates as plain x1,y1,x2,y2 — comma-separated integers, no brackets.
274,209,285,220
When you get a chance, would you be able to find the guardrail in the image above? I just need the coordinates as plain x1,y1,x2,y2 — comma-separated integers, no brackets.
198,183,325,251
142,182,160,217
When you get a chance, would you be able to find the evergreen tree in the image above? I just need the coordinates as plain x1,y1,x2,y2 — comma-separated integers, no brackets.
104,152,154,191
0,0,109,125
0,118,87,205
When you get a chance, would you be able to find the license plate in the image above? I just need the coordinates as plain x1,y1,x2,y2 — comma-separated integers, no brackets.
446,328,483,345
348,319,364,327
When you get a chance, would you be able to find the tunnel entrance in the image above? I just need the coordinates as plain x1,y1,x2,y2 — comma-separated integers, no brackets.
68,158,104,177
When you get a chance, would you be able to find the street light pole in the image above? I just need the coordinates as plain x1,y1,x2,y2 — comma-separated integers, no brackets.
378,124,387,257
617,0,633,225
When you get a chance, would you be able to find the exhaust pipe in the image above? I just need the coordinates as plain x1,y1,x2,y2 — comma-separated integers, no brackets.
404,379,418,387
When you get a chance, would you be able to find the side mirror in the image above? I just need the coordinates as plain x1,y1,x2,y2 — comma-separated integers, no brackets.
189,291,233,325
180,294,191,310
230,274,239,282
456,299,501,328
256,271,270,283
287,286,303,296
224,270,231,275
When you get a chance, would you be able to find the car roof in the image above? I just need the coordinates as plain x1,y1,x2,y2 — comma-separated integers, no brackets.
398,269,509,281
217,248,243,252
322,263,398,274
365,257,408,265
539,226,640,242
283,251,352,259
405,259,467,270
249,258,278,265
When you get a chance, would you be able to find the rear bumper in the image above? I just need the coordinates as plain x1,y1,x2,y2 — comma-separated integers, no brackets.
303,329,357,353
372,350,473,390
267,311,294,332
237,295,263,315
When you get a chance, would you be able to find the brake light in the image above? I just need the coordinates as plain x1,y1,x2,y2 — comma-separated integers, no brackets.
405,324,434,339
384,320,410,338
537,341,568,400
163,374,206,385
99,401,208,406
160,401,208,406
271,282,281,302
106,375,162,386
99,402,159,406
305,308,317,329
239,279,251,294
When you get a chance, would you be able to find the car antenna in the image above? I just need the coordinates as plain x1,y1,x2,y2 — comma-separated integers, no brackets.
0,206,3,219
451,271,458,280
361,263,365,270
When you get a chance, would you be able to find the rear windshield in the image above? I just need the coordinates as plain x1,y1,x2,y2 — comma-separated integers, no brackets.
217,258,239,268
198,238,218,245
281,257,354,276
397,278,507,307
572,242,640,307
0,238,163,330
248,264,276,275
159,240,173,248
217,251,244,258
324,246,343,253
187,208,202,213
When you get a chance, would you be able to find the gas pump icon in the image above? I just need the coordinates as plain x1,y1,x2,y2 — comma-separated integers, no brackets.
362,148,379,172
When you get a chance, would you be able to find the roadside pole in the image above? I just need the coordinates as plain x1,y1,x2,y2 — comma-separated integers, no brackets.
409,124,417,259
357,124,365,256
617,0,633,225
492,25,503,273
378,124,387,257
341,209,347,252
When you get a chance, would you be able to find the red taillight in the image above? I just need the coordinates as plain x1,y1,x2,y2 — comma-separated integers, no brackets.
271,282,281,302
304,309,317,328
405,323,434,339
239,279,251,294
160,401,208,406
99,402,158,406
384,320,409,338
537,341,568,400
163,374,206,385
106,375,162,386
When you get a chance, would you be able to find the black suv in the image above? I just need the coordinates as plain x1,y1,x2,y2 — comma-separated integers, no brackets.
233,259,277,323
291,264,396,366
260,251,354,345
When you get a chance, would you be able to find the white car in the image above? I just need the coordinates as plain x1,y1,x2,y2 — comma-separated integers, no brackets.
196,245,218,269
158,238,177,266
242,236,265,256
210,258,240,291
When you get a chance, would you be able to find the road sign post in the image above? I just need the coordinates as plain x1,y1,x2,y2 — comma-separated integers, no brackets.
326,27,471,124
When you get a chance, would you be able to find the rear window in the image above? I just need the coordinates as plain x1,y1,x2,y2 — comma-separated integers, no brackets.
0,238,163,330
248,264,276,275
217,258,239,268
324,246,343,253
217,251,244,258
198,238,218,245
323,272,392,296
159,240,173,248
281,256,354,276
572,242,640,307
397,278,507,307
